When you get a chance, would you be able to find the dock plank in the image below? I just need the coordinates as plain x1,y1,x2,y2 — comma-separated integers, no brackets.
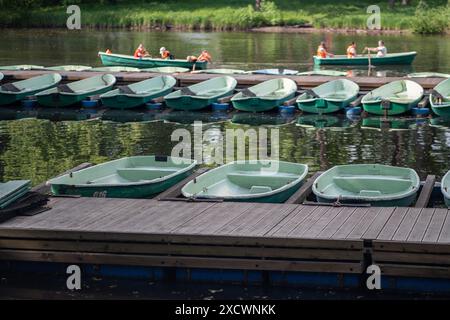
408,208,435,242
347,207,384,240
267,205,319,237
319,207,357,239
377,207,409,240
362,207,396,240
332,207,370,239
287,206,331,237
423,208,447,243
438,209,450,244
392,208,422,241
302,207,347,239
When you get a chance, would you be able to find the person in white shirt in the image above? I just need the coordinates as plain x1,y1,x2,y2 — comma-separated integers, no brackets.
366,40,387,57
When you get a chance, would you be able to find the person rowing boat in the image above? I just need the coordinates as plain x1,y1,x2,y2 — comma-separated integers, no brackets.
159,47,174,60
187,50,212,63
365,40,387,57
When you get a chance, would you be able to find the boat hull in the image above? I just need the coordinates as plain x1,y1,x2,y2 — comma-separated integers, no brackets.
313,52,416,65
431,104,450,117
99,52,207,70
101,87,174,109
232,93,295,112
362,101,417,115
0,85,60,106
51,169,193,198
165,91,234,111
297,99,352,114
37,86,113,107
315,192,418,207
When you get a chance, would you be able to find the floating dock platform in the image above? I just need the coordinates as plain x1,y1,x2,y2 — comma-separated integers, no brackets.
0,166,449,294
0,70,444,90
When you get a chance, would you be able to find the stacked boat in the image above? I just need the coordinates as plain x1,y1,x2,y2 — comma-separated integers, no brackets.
0,180,31,209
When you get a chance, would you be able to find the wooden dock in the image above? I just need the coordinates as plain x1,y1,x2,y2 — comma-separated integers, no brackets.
0,70,444,90
1,196,450,288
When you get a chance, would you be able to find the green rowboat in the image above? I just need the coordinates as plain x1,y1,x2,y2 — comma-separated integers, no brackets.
407,72,450,78
36,74,116,107
0,65,44,71
98,51,207,70
313,52,417,66
231,78,297,112
313,164,420,207
164,76,237,111
442,170,450,207
0,73,62,106
91,66,141,72
49,156,197,198
296,79,359,114
100,76,176,109
44,65,92,71
193,69,248,75
140,67,189,73
362,80,423,115
430,78,450,117
182,160,308,203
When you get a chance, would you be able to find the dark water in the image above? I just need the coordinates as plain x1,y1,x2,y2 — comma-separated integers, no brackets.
0,107,449,185
0,29,449,74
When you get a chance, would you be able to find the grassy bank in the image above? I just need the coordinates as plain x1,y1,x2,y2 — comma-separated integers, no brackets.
0,0,448,33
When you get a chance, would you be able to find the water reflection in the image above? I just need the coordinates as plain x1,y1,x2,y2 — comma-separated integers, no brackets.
361,117,419,131
158,110,232,125
296,114,352,130
231,112,295,126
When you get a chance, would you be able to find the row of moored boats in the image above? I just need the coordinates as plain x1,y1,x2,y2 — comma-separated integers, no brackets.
46,156,450,208
1,71,449,116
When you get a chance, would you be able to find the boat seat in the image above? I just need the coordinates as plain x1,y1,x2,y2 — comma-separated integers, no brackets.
359,190,382,197
227,172,297,189
333,176,411,193
57,84,75,93
116,167,178,181
1,83,21,93
249,186,273,194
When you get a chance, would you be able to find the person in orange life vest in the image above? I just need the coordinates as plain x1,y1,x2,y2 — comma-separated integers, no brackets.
317,42,334,58
187,50,212,63
134,44,150,58
159,47,174,60
346,42,357,58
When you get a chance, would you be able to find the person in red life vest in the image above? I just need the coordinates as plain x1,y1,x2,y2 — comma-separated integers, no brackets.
316,41,334,58
346,42,357,58
187,50,212,63
134,44,150,58
159,47,174,60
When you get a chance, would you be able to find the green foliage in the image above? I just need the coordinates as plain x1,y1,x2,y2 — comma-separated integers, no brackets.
0,0,448,33
413,0,449,33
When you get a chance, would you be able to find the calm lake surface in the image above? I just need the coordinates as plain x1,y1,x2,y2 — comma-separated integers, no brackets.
0,29,449,74
0,29,449,185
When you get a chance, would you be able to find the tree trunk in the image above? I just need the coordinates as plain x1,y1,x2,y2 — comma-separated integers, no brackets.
255,0,261,11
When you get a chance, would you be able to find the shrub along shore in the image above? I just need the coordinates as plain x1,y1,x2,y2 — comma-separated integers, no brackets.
0,0,448,34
